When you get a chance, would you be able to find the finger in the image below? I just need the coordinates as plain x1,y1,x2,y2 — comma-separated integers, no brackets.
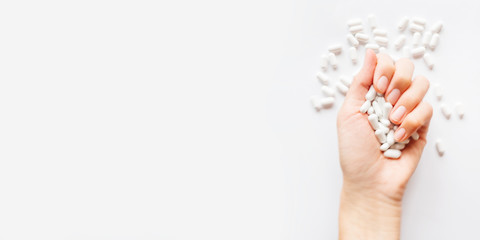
393,101,433,142
385,58,414,105
389,75,430,125
346,49,377,101
373,53,395,94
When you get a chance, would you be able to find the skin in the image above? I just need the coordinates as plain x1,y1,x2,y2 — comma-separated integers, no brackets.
337,50,433,240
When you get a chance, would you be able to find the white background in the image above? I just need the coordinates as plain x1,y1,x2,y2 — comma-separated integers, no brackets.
0,0,478,239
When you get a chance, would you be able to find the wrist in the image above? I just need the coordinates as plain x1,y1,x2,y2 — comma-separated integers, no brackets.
339,182,403,240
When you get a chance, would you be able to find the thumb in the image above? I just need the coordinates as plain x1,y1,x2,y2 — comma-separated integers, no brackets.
346,49,377,102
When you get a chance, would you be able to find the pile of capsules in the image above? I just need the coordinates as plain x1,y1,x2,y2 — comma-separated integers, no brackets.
310,15,465,157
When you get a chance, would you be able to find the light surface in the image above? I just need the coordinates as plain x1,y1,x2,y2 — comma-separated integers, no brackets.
0,0,478,239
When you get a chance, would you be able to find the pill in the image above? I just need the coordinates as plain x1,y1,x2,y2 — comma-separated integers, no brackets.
412,32,421,46
399,138,410,144
328,52,338,69
429,33,439,50
383,102,393,118
422,31,432,46
434,84,443,100
355,33,369,43
367,106,374,114
336,81,349,95
435,138,445,156
321,85,335,97
328,44,342,55
379,47,387,53
423,53,434,69
402,45,411,58
390,143,406,150
394,35,406,50
440,103,452,119
316,72,330,85
365,43,380,53
380,143,391,151
349,25,364,34
431,21,443,33
456,101,465,119
397,17,409,32
411,46,425,58
368,114,380,130
372,101,383,118
411,131,420,140
367,14,378,29
347,18,363,27
347,34,359,47
377,96,385,106
387,130,395,145
375,129,387,143
374,36,389,46
349,47,358,64
320,54,329,72
378,124,389,134
409,23,424,33
384,149,401,159
365,86,376,101
380,118,391,127
373,28,388,37
412,17,426,26
340,75,352,87
320,97,335,108
310,95,322,111
360,100,371,113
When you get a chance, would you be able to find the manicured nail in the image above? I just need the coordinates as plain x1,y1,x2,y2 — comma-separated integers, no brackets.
391,105,406,122
377,76,388,93
394,128,406,141
387,89,400,104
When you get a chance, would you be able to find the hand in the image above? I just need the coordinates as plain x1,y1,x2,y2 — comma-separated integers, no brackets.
336,50,433,239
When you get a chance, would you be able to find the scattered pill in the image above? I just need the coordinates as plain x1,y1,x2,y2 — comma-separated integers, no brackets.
374,36,389,46
403,46,411,58
423,53,434,69
346,34,359,47
412,32,421,46
368,14,378,29
409,23,425,33
328,52,338,69
321,85,335,97
435,138,445,156
373,28,388,37
431,21,443,33
394,35,406,50
355,32,369,43
422,31,432,46
320,54,329,72
349,47,358,64
397,17,409,32
310,95,322,111
365,43,380,53
412,17,427,26
429,33,440,50
347,18,363,27
328,44,342,55
440,103,452,119
336,81,349,95
316,72,330,85
349,25,364,34
320,97,335,108
456,101,465,119
384,149,401,159
411,46,426,58
340,75,352,87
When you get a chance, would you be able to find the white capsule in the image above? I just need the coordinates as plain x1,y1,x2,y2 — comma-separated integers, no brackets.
347,18,363,27
379,47,387,54
377,96,385,107
328,52,338,70
320,97,335,108
435,138,445,156
394,35,406,50
375,129,387,143
360,100,371,113
372,101,383,118
374,36,389,46
367,14,378,29
340,75,352,87
383,102,393,118
440,103,452,119
431,21,443,33
365,86,376,101
411,131,420,140
411,46,425,58
384,149,401,159
349,25,364,34
409,23,425,33
412,17,427,26
434,84,443,101
367,106,374,114
380,143,391,151
321,85,335,97
316,72,330,85
402,46,411,58
390,143,406,150
336,81,349,95
310,95,322,111
355,33,369,43
368,114,380,130
397,17,409,32
429,33,440,50
378,124,389,134
347,34,359,47
349,47,358,64
456,101,465,119
422,31,432,46
320,54,329,72
393,125,398,131
365,43,380,53
423,53,434,70
387,130,395,145
380,118,391,128
412,32,421,46
373,28,388,37
328,44,342,55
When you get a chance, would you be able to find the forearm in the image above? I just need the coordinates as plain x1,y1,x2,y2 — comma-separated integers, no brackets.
339,183,403,240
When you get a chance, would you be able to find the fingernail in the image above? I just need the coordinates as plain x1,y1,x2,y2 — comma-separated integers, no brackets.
391,105,406,122
394,128,406,141
387,89,400,104
377,76,388,93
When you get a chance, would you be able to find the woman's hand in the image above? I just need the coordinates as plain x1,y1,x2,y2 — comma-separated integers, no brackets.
337,50,433,240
